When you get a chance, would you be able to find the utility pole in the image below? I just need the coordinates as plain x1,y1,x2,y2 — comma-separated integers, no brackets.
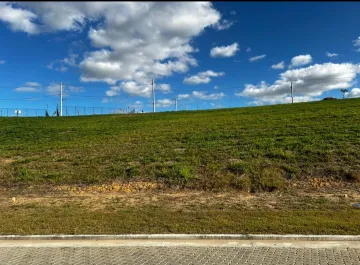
290,79,294,104
174,96,178,111
60,82,63,116
152,79,156,113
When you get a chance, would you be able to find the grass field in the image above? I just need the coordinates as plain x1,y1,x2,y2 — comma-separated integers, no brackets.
1,98,359,191
1,98,360,234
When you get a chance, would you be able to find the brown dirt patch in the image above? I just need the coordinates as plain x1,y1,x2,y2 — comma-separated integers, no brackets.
0,158,15,165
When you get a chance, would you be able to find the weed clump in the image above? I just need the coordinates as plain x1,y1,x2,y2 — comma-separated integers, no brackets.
258,167,287,192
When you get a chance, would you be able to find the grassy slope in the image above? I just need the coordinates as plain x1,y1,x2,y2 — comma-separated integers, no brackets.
1,99,360,235
0,98,360,190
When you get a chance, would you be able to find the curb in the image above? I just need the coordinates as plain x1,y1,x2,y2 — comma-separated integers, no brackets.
1,234,360,241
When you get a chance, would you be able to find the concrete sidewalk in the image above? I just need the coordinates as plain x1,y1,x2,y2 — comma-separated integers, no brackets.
1,236,360,265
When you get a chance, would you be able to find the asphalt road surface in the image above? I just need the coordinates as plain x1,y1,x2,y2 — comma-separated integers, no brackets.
1,239,360,265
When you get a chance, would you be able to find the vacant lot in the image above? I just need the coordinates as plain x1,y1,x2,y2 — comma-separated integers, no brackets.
0,99,359,234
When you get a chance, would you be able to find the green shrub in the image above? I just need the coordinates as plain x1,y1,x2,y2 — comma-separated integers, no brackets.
228,161,249,175
126,166,141,178
13,167,33,182
258,167,287,192
106,165,127,180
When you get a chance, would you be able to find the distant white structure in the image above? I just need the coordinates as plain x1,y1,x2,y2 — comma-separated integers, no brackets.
129,109,146,114
15,110,21,117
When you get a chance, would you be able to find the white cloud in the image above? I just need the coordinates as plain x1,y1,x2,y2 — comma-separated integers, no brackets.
178,94,190,100
48,53,79,72
353,37,360,51
46,83,60,96
102,97,112,103
183,70,225,85
246,47,251,52
68,86,84,93
213,19,235,31
62,53,78,67
214,85,219,89
156,99,173,107
192,91,225,100
0,60,5,64
106,81,152,98
0,3,39,34
210,43,239,58
326,52,338,58
14,86,40,93
230,11,236,15
249,54,266,62
47,63,68,72
46,83,80,96
1,2,221,96
158,83,171,94
248,95,319,106
25,82,41,87
129,100,144,109
14,81,42,93
237,63,360,104
271,61,285,70
290,54,312,67
348,88,360,98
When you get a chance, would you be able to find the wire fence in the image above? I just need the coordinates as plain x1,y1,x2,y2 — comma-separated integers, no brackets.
0,106,146,117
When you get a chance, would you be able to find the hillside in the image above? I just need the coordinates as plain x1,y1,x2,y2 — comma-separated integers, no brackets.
0,98,359,191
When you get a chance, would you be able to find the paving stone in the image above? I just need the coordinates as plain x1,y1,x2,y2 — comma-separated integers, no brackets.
1,246,360,265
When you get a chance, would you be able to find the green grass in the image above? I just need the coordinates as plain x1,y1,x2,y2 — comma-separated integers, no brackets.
1,202,360,235
1,98,360,191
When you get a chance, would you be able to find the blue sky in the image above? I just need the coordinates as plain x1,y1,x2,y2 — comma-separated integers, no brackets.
0,2,360,115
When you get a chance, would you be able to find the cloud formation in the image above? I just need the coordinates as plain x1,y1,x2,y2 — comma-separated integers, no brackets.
156,99,173,107
0,2,221,97
249,54,266,62
237,63,360,104
326,52,338,58
213,19,236,31
271,61,285,70
210,43,239,58
348,88,360,98
14,86,40,93
14,81,41,93
192,91,225,100
178,94,190,100
183,70,225,85
290,54,312,67
353,37,360,52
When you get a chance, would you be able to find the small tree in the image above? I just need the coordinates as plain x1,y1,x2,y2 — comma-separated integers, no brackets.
340,89,348,99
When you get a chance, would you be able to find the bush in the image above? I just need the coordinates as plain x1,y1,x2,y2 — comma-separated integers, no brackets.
152,163,196,188
258,167,287,192
228,161,249,175
230,174,251,192
13,167,33,182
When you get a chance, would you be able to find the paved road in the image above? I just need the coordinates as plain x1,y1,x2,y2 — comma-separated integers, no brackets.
1,240,360,265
